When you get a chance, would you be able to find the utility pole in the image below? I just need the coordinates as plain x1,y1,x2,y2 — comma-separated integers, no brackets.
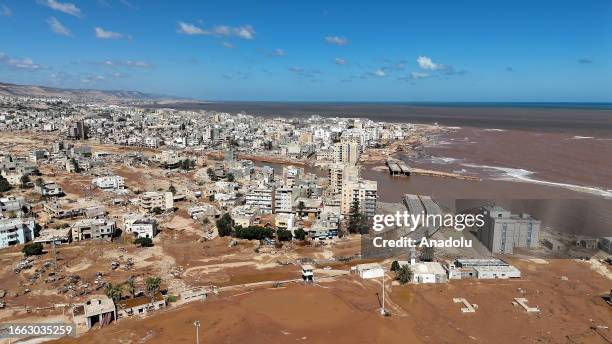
194,320,201,344
51,238,58,271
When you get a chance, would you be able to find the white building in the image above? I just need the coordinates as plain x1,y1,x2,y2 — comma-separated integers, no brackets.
139,192,174,212
245,187,273,214
274,187,294,213
92,176,125,190
124,216,158,239
352,263,384,279
411,262,448,284
0,218,36,248
341,176,377,218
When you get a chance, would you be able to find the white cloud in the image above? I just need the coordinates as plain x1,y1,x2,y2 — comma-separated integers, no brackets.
374,69,386,77
177,22,255,39
97,59,152,68
334,57,347,65
95,27,128,39
1,4,11,16
47,17,72,36
81,75,106,84
270,48,285,57
222,42,233,48
177,22,209,35
0,53,43,70
410,71,429,80
232,25,255,40
417,56,442,70
38,0,82,17
325,35,348,46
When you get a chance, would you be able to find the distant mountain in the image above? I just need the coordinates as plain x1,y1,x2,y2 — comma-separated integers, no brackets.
0,82,191,103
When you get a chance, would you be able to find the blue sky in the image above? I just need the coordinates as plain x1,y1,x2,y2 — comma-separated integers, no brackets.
0,0,610,101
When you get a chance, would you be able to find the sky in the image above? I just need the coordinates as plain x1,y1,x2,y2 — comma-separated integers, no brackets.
0,0,610,101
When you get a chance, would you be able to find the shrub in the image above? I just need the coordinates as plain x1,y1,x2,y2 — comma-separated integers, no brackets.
22,242,43,256
134,237,154,247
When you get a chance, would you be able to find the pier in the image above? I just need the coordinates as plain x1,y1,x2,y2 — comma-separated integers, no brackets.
386,159,410,176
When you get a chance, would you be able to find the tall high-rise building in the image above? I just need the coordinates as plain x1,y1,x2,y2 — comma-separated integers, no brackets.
68,120,88,140
477,206,540,254
341,166,377,218
333,141,359,165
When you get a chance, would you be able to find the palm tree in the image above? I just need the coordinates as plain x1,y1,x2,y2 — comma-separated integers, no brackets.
124,278,136,298
104,283,123,303
145,276,161,305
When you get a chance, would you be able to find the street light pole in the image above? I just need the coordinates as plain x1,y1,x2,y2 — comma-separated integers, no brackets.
194,320,201,344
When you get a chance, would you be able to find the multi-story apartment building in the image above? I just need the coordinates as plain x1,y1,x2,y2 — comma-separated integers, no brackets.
71,218,116,241
138,192,174,212
245,187,274,214
477,206,540,254
333,141,360,165
341,177,378,218
274,187,294,213
0,218,36,248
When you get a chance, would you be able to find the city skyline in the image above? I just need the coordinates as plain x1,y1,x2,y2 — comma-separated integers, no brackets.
0,0,610,101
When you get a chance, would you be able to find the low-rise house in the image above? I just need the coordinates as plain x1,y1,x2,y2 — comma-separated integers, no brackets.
44,201,86,219
73,297,116,329
92,176,125,190
0,196,28,214
36,182,64,197
0,218,36,248
187,204,219,219
448,258,521,279
34,227,72,245
179,287,208,302
116,293,166,318
1,170,24,186
307,220,338,241
71,218,116,241
411,262,448,284
352,263,384,279
124,216,158,239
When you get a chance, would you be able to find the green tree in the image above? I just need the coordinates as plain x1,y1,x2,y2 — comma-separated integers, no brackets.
294,228,307,241
20,175,31,189
216,213,234,237
145,276,162,304
206,168,217,181
396,265,413,285
234,226,274,240
124,278,136,298
22,242,43,256
347,199,368,234
226,173,235,182
276,229,292,242
104,283,123,303
297,201,305,217
70,158,81,173
151,207,163,215
0,174,11,192
134,237,154,247
168,184,176,194
391,260,400,272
